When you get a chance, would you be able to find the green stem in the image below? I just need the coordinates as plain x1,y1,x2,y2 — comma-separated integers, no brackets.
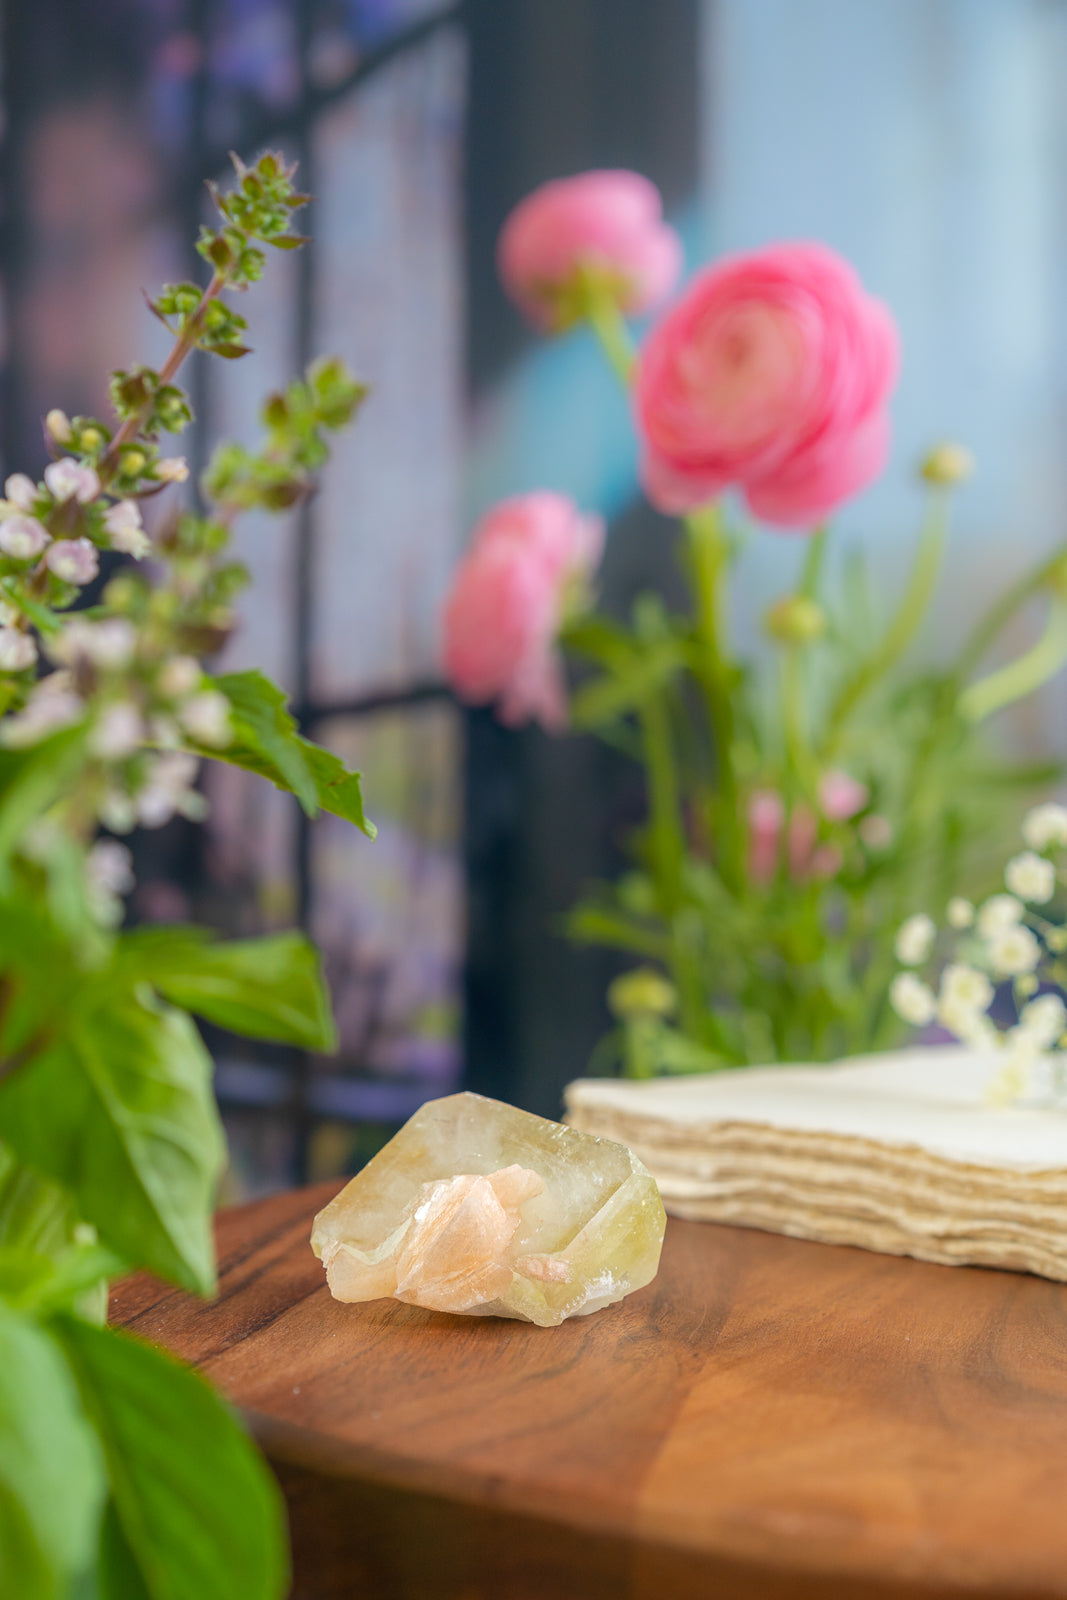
581,282,637,386
954,546,1067,682
684,505,743,892
799,526,828,599
780,648,816,800
823,488,951,758
638,695,706,1039
959,596,1067,723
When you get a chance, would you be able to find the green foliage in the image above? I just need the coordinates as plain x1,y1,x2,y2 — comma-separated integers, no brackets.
0,149,374,1597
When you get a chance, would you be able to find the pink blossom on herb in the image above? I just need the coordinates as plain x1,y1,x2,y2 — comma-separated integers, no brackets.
0,515,49,560
442,493,604,731
635,242,898,529
47,538,99,585
44,459,100,504
498,171,683,331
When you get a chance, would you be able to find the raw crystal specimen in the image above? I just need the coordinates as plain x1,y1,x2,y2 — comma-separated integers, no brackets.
310,1091,666,1326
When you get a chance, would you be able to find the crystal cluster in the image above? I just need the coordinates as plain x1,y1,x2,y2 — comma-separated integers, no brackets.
310,1092,666,1327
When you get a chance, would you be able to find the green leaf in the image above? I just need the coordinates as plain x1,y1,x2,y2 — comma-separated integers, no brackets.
0,725,87,885
0,994,223,1294
0,1303,105,1600
55,1319,289,1600
206,670,375,835
117,926,337,1051
0,1242,122,1318
570,640,683,730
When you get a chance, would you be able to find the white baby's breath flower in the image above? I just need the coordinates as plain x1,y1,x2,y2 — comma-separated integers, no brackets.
0,628,37,672
0,515,49,560
976,893,1024,939
103,499,150,559
1005,850,1056,905
177,690,231,748
44,459,99,505
938,993,1000,1051
1021,802,1067,852
895,913,935,966
89,702,145,760
939,962,994,1012
1018,993,1067,1049
986,923,1041,979
946,897,974,930
4,474,37,511
890,972,936,1027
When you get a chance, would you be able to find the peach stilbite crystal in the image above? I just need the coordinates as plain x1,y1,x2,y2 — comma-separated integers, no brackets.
310,1092,666,1327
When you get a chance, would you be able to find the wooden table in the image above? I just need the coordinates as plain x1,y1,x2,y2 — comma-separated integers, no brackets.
112,1181,1067,1600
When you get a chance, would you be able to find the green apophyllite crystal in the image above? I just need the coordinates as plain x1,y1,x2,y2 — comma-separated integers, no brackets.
310,1091,666,1328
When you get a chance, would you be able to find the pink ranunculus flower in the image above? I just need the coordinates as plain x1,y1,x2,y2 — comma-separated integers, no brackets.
442,493,604,731
635,242,899,529
497,171,683,331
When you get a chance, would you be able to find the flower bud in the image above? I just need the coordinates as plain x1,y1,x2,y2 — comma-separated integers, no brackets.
44,459,100,504
919,443,974,487
4,474,38,511
764,594,826,646
47,538,100,585
157,655,201,699
0,628,37,672
78,426,104,453
154,456,190,485
0,515,49,559
45,409,72,445
607,967,678,1020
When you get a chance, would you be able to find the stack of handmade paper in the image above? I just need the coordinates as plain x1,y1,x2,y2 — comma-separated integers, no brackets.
564,1048,1067,1281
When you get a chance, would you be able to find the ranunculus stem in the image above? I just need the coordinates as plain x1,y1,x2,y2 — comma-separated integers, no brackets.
954,546,1067,681
958,596,1067,723
580,280,637,386
823,486,950,756
684,504,743,892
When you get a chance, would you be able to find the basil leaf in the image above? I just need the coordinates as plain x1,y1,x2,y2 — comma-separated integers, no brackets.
0,994,223,1294
0,1303,105,1600
55,1319,288,1600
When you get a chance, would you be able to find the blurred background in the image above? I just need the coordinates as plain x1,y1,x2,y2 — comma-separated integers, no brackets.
2,0,1066,1195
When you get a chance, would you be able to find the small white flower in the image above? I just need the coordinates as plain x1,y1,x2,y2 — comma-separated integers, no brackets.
103,500,150,559
136,751,203,828
987,923,1041,978
4,474,37,511
90,702,145,761
939,962,994,1012
2,675,83,746
938,993,1000,1051
86,838,135,897
45,409,72,445
97,791,136,834
50,617,136,670
1005,850,1056,905
946,897,974,930
154,457,189,485
890,972,936,1027
0,628,37,672
177,690,231,748
895,913,936,966
0,515,49,560
157,655,202,699
44,459,100,504
1018,993,1067,1049
46,538,99,585
976,893,1024,939
1021,802,1067,852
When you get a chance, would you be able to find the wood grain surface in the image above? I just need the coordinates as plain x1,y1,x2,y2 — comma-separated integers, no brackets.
112,1182,1067,1600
